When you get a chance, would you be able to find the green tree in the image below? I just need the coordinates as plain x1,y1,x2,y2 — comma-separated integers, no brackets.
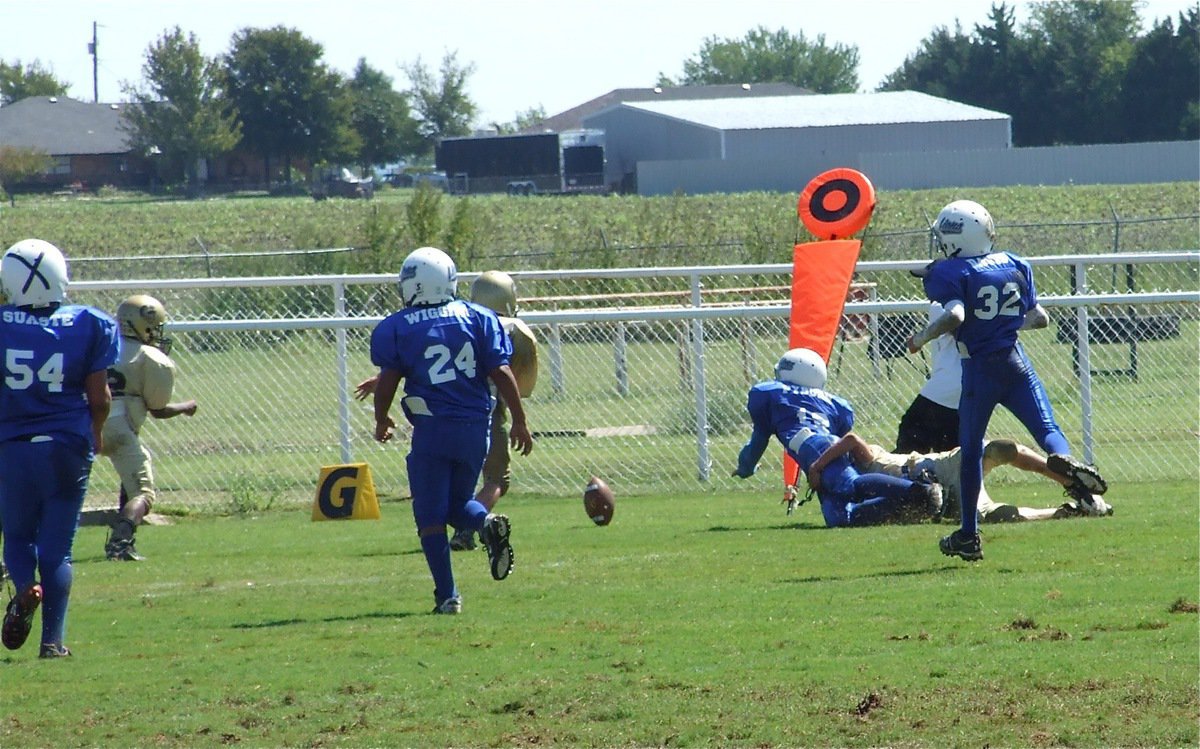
491,105,547,135
1121,8,1200,141
403,52,478,158
222,26,354,182
667,26,859,93
0,145,51,197
347,58,421,171
1021,0,1141,145
0,59,69,105
121,27,241,196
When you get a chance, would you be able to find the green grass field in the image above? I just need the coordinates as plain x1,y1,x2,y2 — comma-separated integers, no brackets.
2,481,1196,748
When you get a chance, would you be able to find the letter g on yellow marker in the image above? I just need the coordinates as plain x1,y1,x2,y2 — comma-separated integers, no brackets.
312,463,381,521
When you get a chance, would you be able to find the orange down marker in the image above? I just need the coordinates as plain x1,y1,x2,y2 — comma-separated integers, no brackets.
783,168,877,491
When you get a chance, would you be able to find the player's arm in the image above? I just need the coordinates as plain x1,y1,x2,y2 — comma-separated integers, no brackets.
732,425,771,478
85,368,111,454
372,368,402,442
1020,303,1049,330
806,432,872,489
150,400,198,419
908,300,965,353
488,365,533,456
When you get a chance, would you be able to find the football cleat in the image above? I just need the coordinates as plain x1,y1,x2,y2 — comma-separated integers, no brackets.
432,596,463,615
939,529,983,561
2,583,43,650
39,643,72,658
105,537,145,562
1063,484,1113,517
480,513,513,581
1047,454,1108,495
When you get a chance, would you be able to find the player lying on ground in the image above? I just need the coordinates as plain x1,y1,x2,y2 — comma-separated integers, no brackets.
808,432,1112,523
732,348,943,528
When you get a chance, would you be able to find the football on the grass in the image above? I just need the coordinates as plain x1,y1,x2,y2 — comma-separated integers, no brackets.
583,476,615,526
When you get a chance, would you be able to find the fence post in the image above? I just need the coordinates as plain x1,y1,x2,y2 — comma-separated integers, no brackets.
614,321,629,396
690,272,711,481
334,279,353,464
548,322,565,396
1073,260,1096,464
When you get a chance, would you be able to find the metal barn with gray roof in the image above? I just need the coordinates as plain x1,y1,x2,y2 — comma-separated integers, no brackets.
583,90,1012,194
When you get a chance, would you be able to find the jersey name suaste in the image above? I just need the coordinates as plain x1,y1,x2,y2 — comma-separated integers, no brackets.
2,309,76,327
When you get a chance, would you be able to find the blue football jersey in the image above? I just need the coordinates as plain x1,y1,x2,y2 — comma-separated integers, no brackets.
370,299,511,423
746,380,855,455
922,251,1037,357
0,304,121,444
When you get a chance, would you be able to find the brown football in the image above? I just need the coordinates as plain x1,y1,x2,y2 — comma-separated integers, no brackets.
583,476,615,526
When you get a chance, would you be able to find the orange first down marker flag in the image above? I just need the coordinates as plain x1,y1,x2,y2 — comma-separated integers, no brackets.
783,168,876,490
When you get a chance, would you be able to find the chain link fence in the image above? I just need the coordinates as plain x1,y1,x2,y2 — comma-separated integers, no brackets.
69,251,1198,515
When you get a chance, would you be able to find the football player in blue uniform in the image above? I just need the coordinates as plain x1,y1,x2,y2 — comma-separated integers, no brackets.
907,200,1107,561
370,247,533,615
732,348,942,528
0,239,120,658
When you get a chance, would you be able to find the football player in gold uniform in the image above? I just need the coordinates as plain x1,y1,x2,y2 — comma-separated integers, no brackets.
102,296,198,561
809,432,1112,523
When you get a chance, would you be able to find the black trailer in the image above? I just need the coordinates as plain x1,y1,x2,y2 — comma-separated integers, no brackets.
436,130,606,195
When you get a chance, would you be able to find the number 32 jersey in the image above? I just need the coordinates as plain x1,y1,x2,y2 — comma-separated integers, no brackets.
370,299,511,424
922,251,1037,358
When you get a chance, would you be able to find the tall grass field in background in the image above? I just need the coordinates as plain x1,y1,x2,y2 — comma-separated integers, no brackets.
1,483,1196,747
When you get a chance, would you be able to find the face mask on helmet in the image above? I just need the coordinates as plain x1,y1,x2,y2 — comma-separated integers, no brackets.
117,294,172,354
470,270,518,317
931,200,996,258
775,348,827,389
0,239,69,308
398,246,458,307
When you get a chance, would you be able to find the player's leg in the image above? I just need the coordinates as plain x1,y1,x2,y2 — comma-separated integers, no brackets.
844,472,942,526
0,442,45,650
33,441,90,653
407,423,460,612
1004,349,1107,495
105,430,154,561
940,356,998,560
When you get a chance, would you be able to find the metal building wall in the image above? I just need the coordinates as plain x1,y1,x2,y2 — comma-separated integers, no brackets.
585,106,722,190
636,140,1200,195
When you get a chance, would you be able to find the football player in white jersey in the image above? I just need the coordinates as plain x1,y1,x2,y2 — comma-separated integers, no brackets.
101,295,198,561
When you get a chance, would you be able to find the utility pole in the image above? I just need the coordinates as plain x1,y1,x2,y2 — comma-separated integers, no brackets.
88,21,98,102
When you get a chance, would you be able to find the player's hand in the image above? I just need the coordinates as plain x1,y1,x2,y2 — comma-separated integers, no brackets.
509,421,534,456
374,416,395,443
354,375,379,401
906,334,921,354
806,466,822,490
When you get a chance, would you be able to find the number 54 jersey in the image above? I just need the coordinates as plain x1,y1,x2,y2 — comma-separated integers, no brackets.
0,304,120,444
922,251,1037,358
370,299,511,424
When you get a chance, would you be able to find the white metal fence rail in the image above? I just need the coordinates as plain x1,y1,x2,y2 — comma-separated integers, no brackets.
70,252,1199,513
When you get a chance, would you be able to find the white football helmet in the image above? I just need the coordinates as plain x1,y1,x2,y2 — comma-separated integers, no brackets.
117,294,172,354
471,270,518,316
775,348,827,389
1,238,69,307
931,200,996,258
398,246,457,307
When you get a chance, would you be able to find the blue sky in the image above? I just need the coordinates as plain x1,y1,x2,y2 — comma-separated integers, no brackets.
3,0,1194,127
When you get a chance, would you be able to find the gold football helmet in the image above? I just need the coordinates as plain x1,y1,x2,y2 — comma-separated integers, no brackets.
471,270,518,317
117,294,172,354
